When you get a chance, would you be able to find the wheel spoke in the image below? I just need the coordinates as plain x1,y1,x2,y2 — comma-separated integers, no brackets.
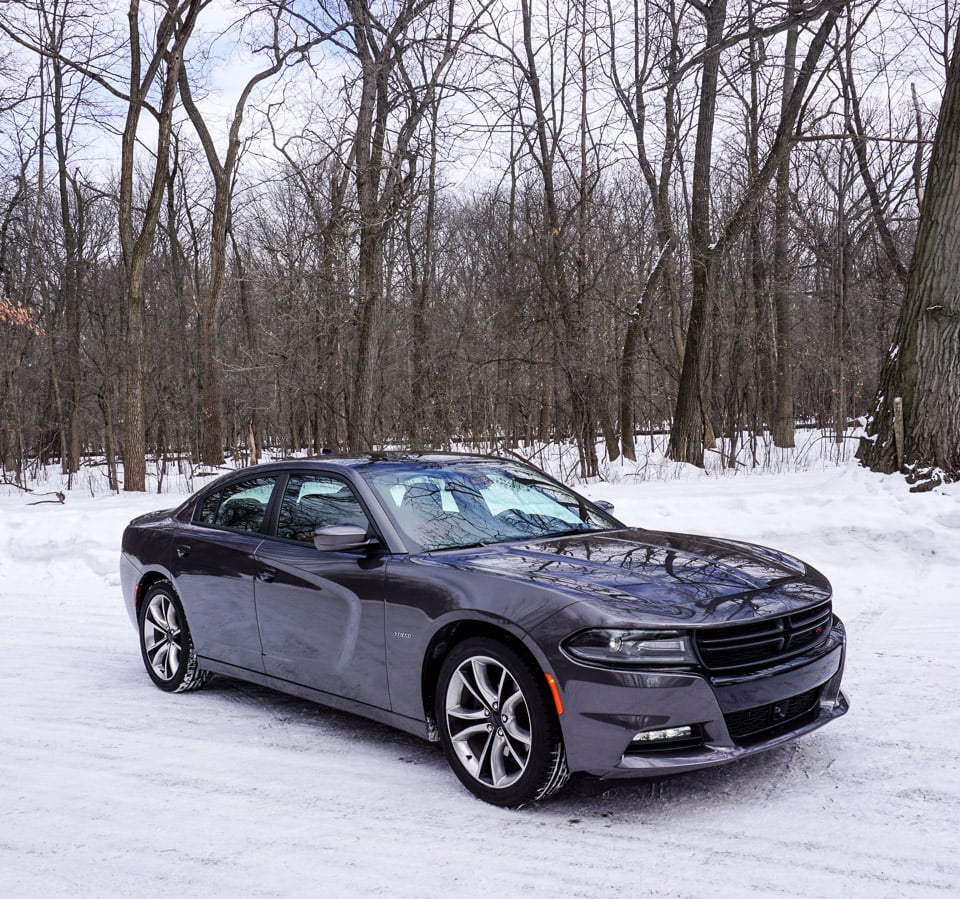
469,658,499,709
146,602,166,630
452,722,491,743
495,666,508,707
167,642,181,677
455,669,490,711
145,633,166,659
490,733,510,786
447,703,488,721
152,643,170,677
143,629,163,653
474,729,494,777
164,602,180,635
501,687,523,719
503,717,531,748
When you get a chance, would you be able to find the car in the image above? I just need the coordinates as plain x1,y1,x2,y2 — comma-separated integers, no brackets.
120,453,848,806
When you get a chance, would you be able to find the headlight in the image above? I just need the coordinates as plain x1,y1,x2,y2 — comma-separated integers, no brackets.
562,629,696,667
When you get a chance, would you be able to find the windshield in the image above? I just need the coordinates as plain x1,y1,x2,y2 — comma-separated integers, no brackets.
358,459,621,551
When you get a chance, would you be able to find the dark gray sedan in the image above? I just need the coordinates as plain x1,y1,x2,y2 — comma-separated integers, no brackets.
120,453,848,805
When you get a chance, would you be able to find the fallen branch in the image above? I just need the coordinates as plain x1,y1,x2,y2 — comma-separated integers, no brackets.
26,491,66,505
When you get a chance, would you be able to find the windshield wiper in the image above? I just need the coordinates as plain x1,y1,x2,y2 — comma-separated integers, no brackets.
436,539,492,551
541,525,603,539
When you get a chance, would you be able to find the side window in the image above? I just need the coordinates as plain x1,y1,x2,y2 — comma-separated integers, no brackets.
198,490,221,524
196,477,277,533
276,474,369,542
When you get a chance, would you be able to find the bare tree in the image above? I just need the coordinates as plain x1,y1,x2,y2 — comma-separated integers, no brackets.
309,0,488,451
668,0,845,466
770,0,800,447
859,17,960,480
177,1,330,465
606,0,688,460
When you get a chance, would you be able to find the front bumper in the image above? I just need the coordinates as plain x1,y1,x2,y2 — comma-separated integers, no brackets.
550,618,848,778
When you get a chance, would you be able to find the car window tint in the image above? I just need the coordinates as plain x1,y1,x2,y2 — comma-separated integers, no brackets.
208,477,277,532
276,474,369,542
198,490,221,524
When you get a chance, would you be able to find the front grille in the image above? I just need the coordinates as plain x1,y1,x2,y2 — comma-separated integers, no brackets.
694,600,833,673
724,686,822,744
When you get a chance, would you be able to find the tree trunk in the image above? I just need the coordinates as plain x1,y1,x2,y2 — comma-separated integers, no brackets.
769,3,798,448
51,49,82,475
667,0,726,467
119,0,203,490
860,20,960,477
198,307,224,466
123,267,147,490
198,198,227,467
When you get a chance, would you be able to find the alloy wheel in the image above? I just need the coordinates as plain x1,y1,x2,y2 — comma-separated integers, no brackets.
444,654,532,789
141,591,183,682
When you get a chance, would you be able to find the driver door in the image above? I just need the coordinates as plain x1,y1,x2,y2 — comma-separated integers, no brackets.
253,472,389,708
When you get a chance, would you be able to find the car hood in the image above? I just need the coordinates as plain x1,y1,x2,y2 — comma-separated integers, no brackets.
429,528,831,627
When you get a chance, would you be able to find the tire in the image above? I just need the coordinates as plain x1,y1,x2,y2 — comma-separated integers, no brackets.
436,637,569,807
138,581,210,693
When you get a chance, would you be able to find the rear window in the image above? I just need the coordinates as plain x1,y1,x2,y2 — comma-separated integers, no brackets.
196,477,278,533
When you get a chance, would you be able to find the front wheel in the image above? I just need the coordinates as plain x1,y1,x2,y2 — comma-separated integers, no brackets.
436,637,568,806
138,582,210,693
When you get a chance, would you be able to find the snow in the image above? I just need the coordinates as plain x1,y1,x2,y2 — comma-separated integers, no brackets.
2,461,960,897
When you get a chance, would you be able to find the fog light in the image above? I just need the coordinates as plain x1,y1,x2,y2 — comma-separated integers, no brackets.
631,726,693,743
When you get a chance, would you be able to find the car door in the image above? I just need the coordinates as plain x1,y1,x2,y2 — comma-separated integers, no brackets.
172,474,280,673
253,472,389,708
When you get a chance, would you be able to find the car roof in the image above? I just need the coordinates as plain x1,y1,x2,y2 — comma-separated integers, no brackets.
193,452,523,487
253,451,508,470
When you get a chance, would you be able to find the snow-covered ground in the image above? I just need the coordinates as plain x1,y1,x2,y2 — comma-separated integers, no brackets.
2,460,959,898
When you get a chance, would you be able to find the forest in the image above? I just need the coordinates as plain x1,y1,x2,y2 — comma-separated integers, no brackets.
0,0,955,490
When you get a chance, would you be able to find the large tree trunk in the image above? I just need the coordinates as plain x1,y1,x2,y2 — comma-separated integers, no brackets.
860,20,960,477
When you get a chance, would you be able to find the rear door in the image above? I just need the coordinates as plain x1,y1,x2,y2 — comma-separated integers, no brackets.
172,475,280,672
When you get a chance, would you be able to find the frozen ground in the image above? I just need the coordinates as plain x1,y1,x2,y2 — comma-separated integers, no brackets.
2,459,959,898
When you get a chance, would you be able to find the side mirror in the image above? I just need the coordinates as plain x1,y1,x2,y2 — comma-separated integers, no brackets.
595,500,615,513
313,524,374,552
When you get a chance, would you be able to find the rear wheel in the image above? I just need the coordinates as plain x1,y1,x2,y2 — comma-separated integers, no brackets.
138,582,210,693
436,637,568,806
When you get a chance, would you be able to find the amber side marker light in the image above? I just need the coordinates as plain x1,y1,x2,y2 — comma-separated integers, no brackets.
544,673,564,715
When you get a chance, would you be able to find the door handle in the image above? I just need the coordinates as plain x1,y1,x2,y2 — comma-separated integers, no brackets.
257,566,277,583
175,543,192,558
